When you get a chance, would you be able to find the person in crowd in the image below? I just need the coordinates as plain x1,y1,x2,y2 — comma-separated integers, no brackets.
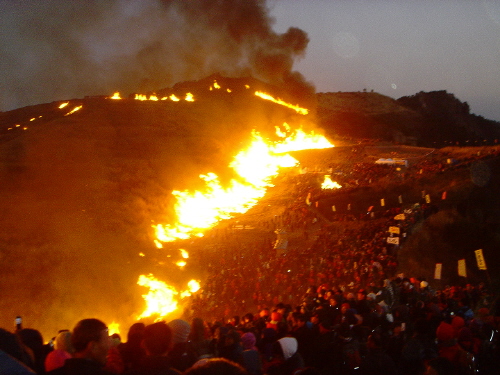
265,337,304,375
167,319,198,372
0,327,36,374
105,333,124,374
183,357,248,375
118,322,146,373
358,332,397,375
240,332,262,375
126,321,180,375
188,318,213,361
44,331,73,372
17,328,49,374
47,318,111,375
218,328,243,366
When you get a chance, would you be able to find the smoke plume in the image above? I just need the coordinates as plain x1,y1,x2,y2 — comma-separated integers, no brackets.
0,0,311,112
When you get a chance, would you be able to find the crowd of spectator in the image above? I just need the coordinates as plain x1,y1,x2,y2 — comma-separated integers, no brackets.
1,277,498,374
2,146,500,375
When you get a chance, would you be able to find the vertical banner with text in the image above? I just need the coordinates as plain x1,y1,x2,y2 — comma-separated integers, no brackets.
475,249,487,270
434,263,442,280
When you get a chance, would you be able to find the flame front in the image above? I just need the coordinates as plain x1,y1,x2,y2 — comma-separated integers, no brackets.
137,275,201,319
137,274,179,320
154,126,333,243
254,91,309,115
322,175,342,189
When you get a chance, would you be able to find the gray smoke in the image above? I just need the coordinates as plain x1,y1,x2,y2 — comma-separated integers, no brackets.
0,0,311,112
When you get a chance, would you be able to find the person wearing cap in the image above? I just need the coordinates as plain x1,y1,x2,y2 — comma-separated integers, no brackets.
266,337,304,375
47,318,112,375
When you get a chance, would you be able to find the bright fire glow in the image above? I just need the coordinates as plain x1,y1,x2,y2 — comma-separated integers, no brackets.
176,260,187,268
110,92,121,100
169,94,180,102
321,175,342,189
254,91,308,115
137,275,201,319
188,279,200,293
180,249,189,258
213,81,221,89
135,94,148,101
59,102,69,109
108,322,120,335
154,127,333,242
64,105,82,116
185,93,194,102
137,274,178,320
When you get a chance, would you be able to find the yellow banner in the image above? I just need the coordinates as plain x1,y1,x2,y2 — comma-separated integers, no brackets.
475,249,487,270
434,263,442,279
388,226,400,234
458,259,467,277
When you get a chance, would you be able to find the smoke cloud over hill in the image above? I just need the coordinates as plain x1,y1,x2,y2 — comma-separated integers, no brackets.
0,0,312,112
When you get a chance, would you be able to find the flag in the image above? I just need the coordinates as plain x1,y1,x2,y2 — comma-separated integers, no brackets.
475,249,487,270
458,259,467,277
388,226,400,234
434,263,442,280
387,237,399,245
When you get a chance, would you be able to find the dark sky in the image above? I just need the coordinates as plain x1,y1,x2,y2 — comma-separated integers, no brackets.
270,0,500,122
1,0,499,121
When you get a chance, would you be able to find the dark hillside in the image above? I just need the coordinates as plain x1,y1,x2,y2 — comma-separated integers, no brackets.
316,90,500,147
1,75,499,338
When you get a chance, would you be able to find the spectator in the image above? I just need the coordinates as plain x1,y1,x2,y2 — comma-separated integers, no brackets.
167,319,198,372
44,331,73,372
118,323,146,373
127,321,180,375
47,318,111,375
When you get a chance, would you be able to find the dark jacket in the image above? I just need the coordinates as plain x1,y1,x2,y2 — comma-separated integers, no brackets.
125,355,181,375
47,358,113,375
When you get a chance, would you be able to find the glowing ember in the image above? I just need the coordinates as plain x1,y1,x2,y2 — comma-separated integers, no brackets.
64,105,82,116
59,102,69,109
176,260,187,268
110,92,121,100
254,91,309,115
137,274,178,320
213,81,221,89
30,118,36,121
154,127,333,243
108,322,120,335
321,175,342,189
185,93,194,102
188,279,200,293
180,249,189,259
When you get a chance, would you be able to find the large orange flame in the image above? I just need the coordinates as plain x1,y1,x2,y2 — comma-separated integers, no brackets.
137,275,200,320
153,126,333,243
